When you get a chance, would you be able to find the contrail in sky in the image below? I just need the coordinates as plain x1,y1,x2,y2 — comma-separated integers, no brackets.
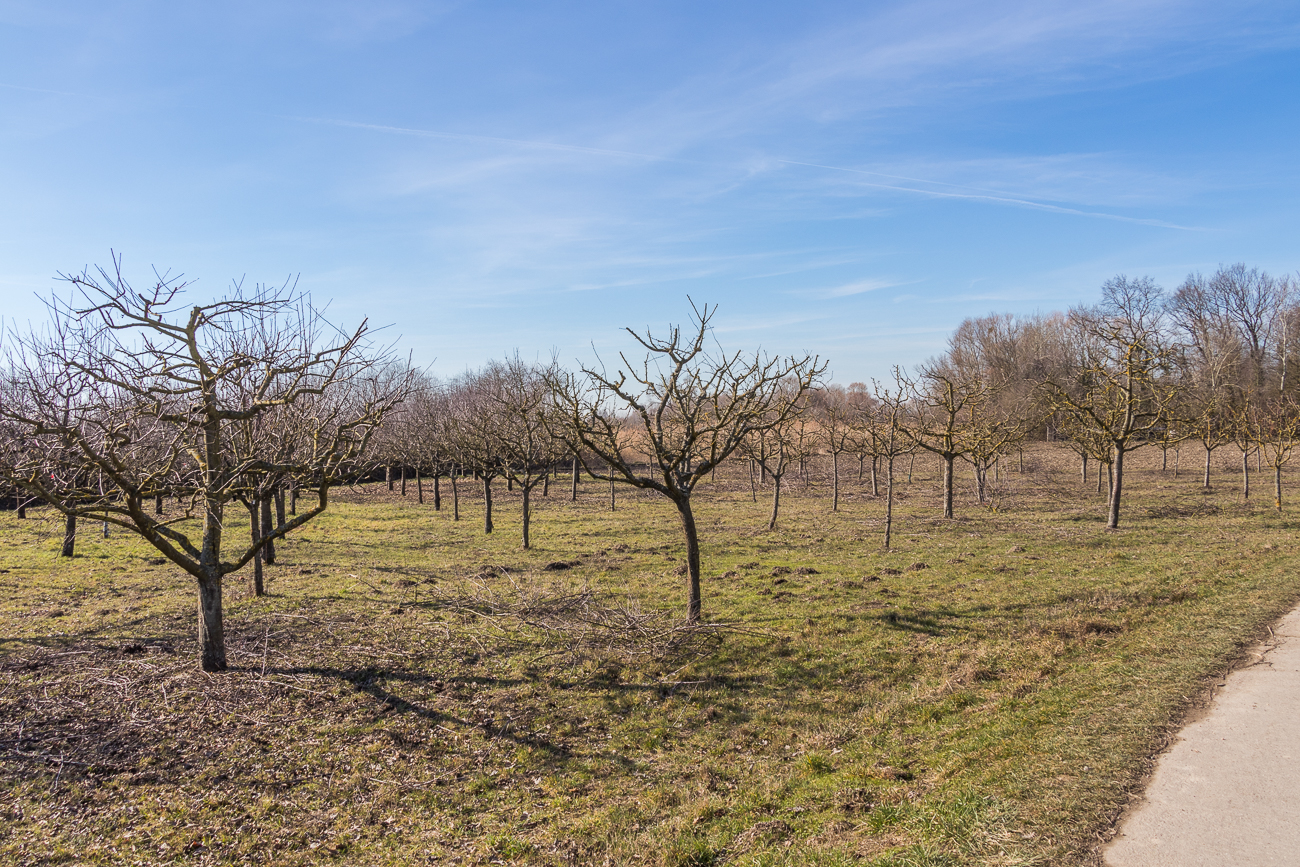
290,115,1194,230
0,82,82,97
286,115,676,163
774,159,1198,230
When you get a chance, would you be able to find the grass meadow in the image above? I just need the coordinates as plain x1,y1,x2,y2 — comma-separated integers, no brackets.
2,443,1298,866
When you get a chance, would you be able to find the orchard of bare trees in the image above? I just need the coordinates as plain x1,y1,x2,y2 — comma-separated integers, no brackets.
3,260,1299,669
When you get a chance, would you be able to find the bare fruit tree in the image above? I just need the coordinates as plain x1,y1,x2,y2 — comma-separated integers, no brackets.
814,383,861,512
547,303,824,622
0,260,408,671
485,354,566,549
900,366,989,519
1043,277,1181,529
1258,394,1300,511
873,374,912,549
740,383,815,531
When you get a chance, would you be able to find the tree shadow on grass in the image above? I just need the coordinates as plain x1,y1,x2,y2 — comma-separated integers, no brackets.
270,663,567,756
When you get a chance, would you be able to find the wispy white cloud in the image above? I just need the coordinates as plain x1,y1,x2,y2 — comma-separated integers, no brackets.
710,310,831,335
817,278,903,298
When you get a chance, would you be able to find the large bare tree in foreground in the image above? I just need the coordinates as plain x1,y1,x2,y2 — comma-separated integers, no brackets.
547,303,824,622
0,260,408,671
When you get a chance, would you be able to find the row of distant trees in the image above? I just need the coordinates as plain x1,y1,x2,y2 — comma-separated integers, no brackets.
372,265,1300,540
0,260,1295,671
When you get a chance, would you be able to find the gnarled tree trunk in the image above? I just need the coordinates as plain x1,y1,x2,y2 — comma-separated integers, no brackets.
831,451,839,511
248,500,264,596
261,496,275,565
451,469,459,521
676,498,702,623
197,572,225,673
942,455,955,519
884,454,895,548
768,473,783,530
61,513,76,557
522,484,532,548
1107,447,1125,529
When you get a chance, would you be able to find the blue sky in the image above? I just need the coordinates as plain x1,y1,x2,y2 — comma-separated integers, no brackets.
2,1,1298,383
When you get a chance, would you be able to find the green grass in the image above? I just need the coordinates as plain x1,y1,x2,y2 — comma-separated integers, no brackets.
1,444,1297,865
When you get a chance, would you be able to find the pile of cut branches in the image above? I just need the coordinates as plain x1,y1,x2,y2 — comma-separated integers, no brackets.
438,570,743,667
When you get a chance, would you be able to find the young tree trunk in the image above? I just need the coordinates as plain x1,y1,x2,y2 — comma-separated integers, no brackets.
61,513,76,557
749,459,757,502
542,470,549,497
275,488,285,528
386,465,393,491
870,456,879,497
289,483,298,515
1107,462,1114,500
942,455,955,519
400,465,407,496
155,493,164,515
261,496,275,565
248,500,264,596
433,473,441,510
768,473,782,530
857,455,864,481
1174,447,1180,478
522,483,531,549
1243,449,1251,500
197,571,226,672
483,477,493,534
571,454,579,501
1081,453,1088,486
884,454,895,549
451,470,459,521
677,498,702,623
1107,447,1125,529
17,501,26,519
416,469,424,504
907,454,915,484
831,451,839,511
1018,448,1024,473
609,474,616,511
1204,445,1213,488
1276,465,1284,512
